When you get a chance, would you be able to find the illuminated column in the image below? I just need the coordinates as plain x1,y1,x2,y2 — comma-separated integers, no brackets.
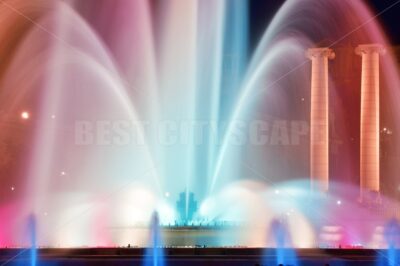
306,48,335,192
355,44,385,200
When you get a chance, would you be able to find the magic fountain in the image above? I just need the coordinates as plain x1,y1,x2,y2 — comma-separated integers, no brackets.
0,0,399,257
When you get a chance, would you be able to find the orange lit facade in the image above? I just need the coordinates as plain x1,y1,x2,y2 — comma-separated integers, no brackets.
356,44,386,200
307,48,335,192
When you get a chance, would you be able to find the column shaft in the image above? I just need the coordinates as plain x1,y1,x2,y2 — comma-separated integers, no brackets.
307,48,335,192
356,44,385,200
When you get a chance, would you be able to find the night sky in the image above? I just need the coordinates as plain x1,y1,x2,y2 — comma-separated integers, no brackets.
249,0,400,47
368,0,400,44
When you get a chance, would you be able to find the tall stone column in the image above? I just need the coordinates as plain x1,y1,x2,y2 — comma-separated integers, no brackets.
355,44,385,201
306,48,335,192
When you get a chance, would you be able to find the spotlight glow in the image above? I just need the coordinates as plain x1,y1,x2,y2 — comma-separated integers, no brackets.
21,111,30,120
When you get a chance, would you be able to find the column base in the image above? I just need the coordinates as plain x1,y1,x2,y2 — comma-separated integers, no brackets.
358,190,381,205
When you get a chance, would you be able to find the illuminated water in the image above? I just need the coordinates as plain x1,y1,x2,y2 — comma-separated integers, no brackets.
376,219,400,266
0,0,398,249
143,212,165,266
28,215,37,266
266,219,298,266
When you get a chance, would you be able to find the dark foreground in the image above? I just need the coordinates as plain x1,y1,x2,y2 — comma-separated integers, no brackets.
0,248,383,266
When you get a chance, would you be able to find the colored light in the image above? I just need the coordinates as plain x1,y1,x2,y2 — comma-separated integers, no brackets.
21,111,30,120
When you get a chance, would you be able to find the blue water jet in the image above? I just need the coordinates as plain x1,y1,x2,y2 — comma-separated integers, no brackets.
28,214,37,266
143,212,165,266
265,218,299,266
377,219,400,266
